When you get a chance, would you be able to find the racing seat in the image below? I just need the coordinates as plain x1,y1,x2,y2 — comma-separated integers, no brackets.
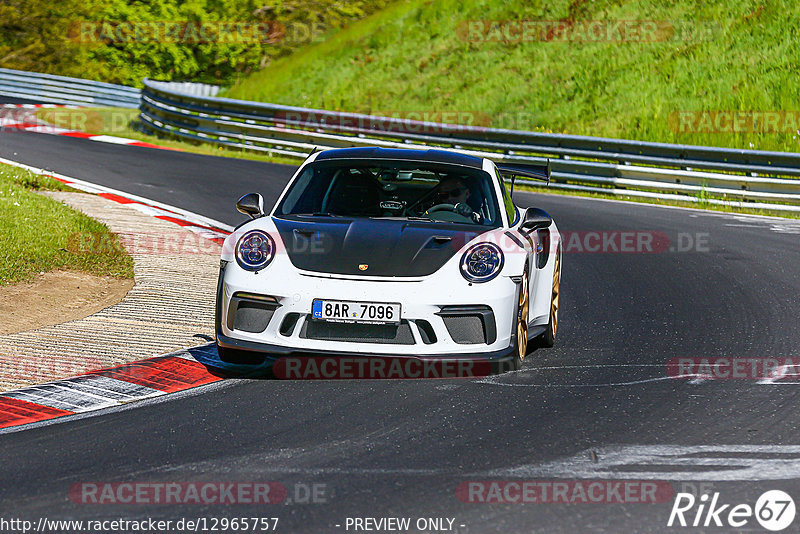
324,171,381,216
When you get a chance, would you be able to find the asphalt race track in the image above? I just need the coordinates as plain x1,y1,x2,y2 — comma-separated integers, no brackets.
2,129,800,532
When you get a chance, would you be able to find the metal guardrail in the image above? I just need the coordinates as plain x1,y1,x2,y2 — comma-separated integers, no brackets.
0,68,141,108
152,81,220,98
139,78,800,212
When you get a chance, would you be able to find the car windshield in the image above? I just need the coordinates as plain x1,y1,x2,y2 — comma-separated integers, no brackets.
275,159,502,227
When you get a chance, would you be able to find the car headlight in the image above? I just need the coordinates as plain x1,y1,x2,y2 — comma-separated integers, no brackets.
460,242,504,282
236,230,275,271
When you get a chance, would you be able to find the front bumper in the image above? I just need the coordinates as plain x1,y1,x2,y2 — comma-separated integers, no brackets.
215,259,520,360
216,331,519,375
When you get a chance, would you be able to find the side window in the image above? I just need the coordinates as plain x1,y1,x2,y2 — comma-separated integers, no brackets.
494,165,517,225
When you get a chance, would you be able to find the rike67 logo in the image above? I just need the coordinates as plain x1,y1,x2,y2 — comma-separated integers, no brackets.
668,490,796,531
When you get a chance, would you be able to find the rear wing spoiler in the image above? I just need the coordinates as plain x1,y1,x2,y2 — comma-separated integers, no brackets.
496,160,551,196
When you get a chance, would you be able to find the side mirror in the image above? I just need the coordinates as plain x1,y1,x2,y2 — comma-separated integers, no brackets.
236,193,264,219
520,207,552,231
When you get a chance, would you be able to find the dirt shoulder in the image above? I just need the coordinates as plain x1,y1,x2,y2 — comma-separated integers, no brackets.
0,192,220,391
1,270,133,335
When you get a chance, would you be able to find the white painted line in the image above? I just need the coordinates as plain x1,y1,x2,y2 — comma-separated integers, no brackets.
0,105,173,149
60,375,161,400
88,134,139,145
46,384,120,410
127,203,190,218
688,376,711,385
0,104,79,109
179,224,229,240
0,156,234,232
3,389,85,411
0,378,232,436
22,383,119,411
24,125,74,134
758,363,800,384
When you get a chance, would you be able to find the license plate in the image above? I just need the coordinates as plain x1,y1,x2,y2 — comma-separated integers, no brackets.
312,299,401,324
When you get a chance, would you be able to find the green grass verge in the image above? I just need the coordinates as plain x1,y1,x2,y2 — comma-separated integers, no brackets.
223,0,800,154
0,164,134,285
35,108,301,165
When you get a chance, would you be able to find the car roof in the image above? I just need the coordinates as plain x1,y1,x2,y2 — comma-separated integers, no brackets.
314,147,484,169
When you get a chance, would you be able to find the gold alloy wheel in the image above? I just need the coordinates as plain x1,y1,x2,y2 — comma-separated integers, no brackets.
517,271,529,360
550,251,561,340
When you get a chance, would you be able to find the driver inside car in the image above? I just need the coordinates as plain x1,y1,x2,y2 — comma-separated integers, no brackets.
437,177,470,204
430,176,480,222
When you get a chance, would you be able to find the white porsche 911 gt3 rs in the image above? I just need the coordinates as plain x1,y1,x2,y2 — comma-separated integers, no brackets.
215,147,561,374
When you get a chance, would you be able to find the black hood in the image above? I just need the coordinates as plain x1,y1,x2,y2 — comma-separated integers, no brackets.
273,216,490,277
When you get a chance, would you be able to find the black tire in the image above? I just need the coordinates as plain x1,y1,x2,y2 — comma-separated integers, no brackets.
508,269,530,372
537,249,561,348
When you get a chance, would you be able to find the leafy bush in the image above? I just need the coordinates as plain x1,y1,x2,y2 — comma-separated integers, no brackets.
0,0,390,86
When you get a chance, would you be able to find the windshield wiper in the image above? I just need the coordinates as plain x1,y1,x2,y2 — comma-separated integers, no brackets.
371,215,429,221
404,216,452,223
297,212,341,217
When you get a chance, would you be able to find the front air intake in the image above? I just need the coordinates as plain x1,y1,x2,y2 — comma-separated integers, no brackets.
227,293,280,333
300,317,416,345
437,305,496,345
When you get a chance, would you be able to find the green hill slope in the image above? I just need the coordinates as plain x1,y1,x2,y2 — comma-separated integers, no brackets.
224,0,800,152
